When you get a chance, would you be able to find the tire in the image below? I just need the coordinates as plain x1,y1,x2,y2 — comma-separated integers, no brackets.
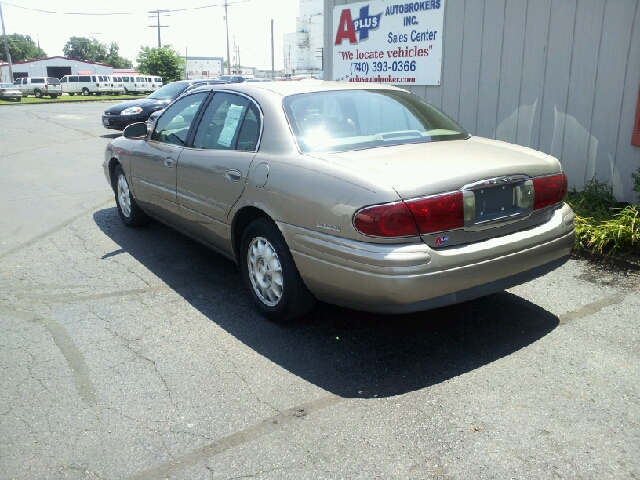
82,88,89,96
17,97,22,102
49,94,58,99
124,87,129,94
240,218,315,322
34,89,43,98
113,164,147,227
96,92,102,96
68,93,75,96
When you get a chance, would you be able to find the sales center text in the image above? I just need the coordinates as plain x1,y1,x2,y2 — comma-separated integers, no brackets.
336,1,440,62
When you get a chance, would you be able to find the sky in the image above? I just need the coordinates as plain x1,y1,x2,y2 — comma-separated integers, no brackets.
0,0,301,70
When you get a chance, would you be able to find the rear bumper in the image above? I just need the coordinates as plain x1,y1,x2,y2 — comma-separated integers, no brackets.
281,203,575,314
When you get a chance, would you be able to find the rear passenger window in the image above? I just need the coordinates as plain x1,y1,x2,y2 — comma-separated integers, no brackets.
79,76,90,82
32,78,44,83
193,93,260,152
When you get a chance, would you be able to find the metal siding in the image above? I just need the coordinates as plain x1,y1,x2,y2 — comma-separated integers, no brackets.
325,0,640,201
613,0,640,202
560,0,606,188
440,0,465,121
475,0,507,139
495,0,528,144
457,1,485,133
590,0,638,197
537,0,577,159
517,0,552,149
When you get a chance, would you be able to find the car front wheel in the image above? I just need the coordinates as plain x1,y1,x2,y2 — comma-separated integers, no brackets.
240,218,315,322
34,90,42,98
113,164,146,227
82,88,89,96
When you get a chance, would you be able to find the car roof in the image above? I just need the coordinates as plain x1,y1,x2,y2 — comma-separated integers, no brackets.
190,80,404,98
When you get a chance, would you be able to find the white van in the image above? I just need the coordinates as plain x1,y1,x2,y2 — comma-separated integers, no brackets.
107,76,125,95
60,75,111,96
151,76,163,91
121,76,147,94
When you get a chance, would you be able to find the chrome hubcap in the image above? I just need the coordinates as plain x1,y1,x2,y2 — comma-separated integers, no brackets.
117,174,131,218
247,236,283,307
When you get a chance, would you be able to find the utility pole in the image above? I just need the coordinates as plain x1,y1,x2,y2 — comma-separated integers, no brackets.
0,3,13,82
271,20,274,79
148,9,169,48
224,0,231,74
316,47,324,72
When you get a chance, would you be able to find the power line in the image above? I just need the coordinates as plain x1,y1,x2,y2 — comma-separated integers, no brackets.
0,0,254,16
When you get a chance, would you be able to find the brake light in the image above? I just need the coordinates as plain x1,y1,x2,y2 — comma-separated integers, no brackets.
405,192,464,234
354,202,419,237
533,173,567,210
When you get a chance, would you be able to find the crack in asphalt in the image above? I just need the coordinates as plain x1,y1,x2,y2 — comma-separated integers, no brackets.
0,307,98,406
125,395,345,480
0,198,113,260
558,294,627,325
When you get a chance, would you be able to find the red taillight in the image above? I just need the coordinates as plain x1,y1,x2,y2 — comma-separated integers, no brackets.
405,192,464,234
354,191,465,237
354,202,419,237
533,173,567,210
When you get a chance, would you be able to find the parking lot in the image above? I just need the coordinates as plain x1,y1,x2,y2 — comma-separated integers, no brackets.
1,102,639,479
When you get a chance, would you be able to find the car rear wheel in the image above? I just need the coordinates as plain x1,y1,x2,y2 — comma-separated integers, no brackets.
82,88,89,96
68,93,74,96
34,90,42,98
113,164,147,227
49,94,58,99
240,218,315,322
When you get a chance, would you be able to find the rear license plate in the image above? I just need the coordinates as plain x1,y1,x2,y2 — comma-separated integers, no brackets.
474,185,518,220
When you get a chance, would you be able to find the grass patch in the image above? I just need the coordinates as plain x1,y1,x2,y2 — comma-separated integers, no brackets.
0,94,142,105
566,178,640,256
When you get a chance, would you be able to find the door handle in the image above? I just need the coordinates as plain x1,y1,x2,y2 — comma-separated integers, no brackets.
225,169,242,182
164,157,175,168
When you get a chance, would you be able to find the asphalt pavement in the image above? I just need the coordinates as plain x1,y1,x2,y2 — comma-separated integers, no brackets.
0,102,638,479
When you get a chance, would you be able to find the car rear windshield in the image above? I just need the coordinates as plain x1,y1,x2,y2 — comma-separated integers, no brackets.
47,78,61,84
147,82,188,100
283,89,468,153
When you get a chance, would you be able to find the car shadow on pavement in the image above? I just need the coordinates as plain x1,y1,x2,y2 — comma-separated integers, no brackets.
94,208,559,399
101,133,121,139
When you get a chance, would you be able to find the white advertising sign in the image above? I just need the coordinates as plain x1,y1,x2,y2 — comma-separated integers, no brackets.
333,0,444,85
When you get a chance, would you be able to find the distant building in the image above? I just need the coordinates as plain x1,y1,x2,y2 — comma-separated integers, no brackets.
0,56,113,83
182,56,224,79
283,0,323,74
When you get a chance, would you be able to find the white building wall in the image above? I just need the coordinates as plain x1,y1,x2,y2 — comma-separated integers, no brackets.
283,0,324,73
324,0,640,202
0,57,113,83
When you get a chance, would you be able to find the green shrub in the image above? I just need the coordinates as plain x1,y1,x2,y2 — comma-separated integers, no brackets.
566,177,640,255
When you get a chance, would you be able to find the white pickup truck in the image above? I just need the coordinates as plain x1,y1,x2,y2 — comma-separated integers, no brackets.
16,77,62,98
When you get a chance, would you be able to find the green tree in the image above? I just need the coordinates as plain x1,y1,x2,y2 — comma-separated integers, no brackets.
136,45,184,82
63,36,107,62
0,33,46,63
104,42,133,69
62,37,132,68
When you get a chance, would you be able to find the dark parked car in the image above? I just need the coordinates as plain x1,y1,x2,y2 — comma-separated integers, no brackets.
102,79,227,131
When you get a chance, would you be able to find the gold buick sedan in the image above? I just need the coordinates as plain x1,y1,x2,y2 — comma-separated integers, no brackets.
103,82,574,322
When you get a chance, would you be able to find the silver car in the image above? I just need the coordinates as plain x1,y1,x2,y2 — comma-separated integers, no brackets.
103,82,574,322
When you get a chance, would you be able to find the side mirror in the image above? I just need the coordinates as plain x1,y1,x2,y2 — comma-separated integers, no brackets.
123,122,148,139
